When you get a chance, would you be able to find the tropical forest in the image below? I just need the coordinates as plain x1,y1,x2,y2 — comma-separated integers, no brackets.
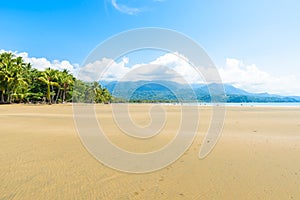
0,52,111,104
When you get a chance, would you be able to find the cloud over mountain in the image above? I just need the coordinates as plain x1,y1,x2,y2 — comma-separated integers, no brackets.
80,52,300,96
2,49,299,96
219,58,300,96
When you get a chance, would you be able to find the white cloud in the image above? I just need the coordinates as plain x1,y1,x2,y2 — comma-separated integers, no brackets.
111,0,141,15
219,58,300,96
2,49,299,96
80,53,300,96
78,57,131,82
0,49,77,74
149,52,204,83
79,52,202,84
110,0,165,15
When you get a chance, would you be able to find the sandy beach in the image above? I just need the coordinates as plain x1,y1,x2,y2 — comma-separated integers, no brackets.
1,104,300,199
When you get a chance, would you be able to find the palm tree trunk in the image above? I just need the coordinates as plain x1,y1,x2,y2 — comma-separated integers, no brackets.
55,88,61,104
51,85,55,103
11,85,17,103
63,87,66,103
6,88,10,103
0,91,4,103
47,83,51,104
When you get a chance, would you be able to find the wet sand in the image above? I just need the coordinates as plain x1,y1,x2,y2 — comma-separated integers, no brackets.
1,104,300,199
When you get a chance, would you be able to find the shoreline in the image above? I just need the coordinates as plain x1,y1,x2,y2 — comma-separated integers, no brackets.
1,102,300,107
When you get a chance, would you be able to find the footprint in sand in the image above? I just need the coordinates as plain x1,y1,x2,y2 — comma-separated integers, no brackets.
159,176,164,182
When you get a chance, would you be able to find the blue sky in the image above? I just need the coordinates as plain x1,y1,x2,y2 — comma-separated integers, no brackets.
1,0,300,95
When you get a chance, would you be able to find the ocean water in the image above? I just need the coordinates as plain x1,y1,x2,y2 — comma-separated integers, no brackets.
223,103,300,107
166,102,300,107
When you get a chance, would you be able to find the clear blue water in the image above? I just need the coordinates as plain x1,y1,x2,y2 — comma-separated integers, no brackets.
225,103,300,107
224,103,300,107
169,102,300,107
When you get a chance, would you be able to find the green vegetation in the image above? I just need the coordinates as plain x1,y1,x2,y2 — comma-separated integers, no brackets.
2,52,299,104
104,81,300,103
0,52,111,104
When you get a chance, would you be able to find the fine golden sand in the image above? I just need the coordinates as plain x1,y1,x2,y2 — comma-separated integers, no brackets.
1,104,300,199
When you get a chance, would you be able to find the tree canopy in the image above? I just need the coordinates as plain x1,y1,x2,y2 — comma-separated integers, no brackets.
0,52,111,104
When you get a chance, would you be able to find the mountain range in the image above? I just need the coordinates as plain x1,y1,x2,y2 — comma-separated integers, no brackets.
101,81,300,103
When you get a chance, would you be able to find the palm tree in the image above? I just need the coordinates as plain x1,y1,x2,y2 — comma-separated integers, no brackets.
0,52,14,103
72,79,87,103
53,70,62,104
9,56,31,103
38,68,59,104
60,69,74,103
102,88,111,103
89,82,111,103
51,69,74,103
0,52,112,104
0,53,30,103
26,68,45,103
